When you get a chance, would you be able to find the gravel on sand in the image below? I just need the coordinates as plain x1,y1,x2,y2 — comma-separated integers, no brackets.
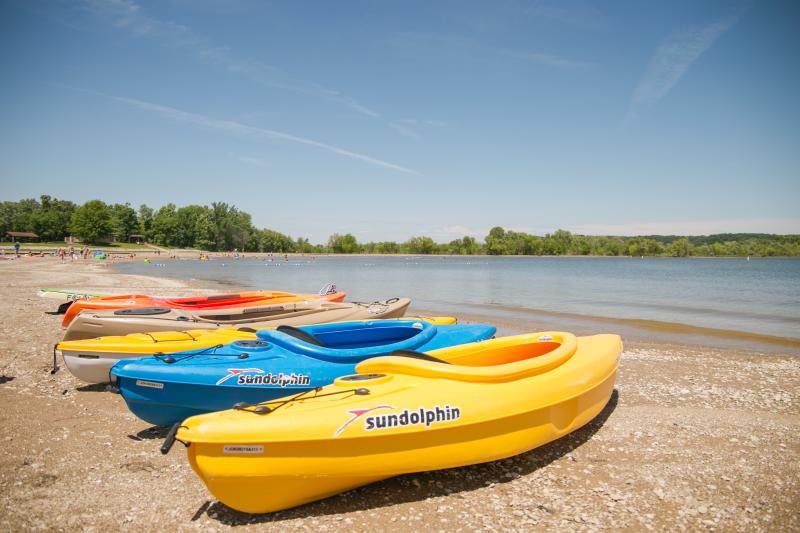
0,258,797,531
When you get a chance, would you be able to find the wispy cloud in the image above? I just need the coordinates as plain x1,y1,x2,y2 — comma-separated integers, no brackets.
198,47,380,118
109,94,419,175
389,31,594,72
522,2,608,30
428,225,488,241
500,49,594,70
389,122,419,139
626,7,747,122
79,0,378,118
388,118,447,139
228,152,268,168
82,0,188,37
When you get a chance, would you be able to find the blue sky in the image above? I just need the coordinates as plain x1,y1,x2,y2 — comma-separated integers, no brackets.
1,0,798,243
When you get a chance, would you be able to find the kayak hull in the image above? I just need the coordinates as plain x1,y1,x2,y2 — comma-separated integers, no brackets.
62,298,410,341
120,380,298,427
38,288,107,302
61,290,346,326
192,373,615,514
62,349,120,384
176,332,620,514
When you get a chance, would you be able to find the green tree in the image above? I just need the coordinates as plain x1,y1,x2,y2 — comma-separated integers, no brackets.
570,235,592,255
12,198,39,233
69,200,112,243
371,241,400,254
295,237,323,253
110,203,139,242
148,203,179,246
31,195,76,241
485,226,507,255
0,201,17,237
254,229,296,253
448,236,480,255
669,238,692,257
550,229,573,254
175,205,214,249
403,236,436,254
210,202,253,251
327,233,360,253
138,204,154,236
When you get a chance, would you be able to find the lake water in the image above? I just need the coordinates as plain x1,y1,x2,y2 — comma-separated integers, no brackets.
114,256,800,349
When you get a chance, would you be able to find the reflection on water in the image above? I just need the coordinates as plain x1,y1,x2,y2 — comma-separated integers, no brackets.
115,256,800,343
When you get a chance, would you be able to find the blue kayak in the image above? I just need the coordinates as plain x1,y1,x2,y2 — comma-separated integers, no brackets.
111,320,496,426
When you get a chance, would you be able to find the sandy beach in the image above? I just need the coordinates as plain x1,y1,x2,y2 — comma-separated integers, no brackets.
0,257,797,531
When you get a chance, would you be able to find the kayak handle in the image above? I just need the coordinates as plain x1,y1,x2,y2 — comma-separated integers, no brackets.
161,423,187,455
50,345,59,374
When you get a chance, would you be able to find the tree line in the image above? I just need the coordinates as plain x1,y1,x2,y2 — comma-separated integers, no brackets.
1,196,798,256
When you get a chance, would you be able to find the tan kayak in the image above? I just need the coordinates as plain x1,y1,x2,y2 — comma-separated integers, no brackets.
62,298,411,341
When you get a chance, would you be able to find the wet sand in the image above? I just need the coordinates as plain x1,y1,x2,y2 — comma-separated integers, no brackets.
0,257,798,531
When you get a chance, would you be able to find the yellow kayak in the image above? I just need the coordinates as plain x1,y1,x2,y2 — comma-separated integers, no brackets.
171,331,621,514
57,316,457,384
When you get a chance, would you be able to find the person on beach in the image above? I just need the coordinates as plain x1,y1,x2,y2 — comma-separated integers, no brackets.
57,248,65,262
14,241,20,257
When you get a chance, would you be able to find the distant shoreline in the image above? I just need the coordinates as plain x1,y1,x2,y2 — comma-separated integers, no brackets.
2,247,796,260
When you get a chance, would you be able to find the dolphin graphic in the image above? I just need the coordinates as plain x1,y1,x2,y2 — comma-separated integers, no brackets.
333,405,394,437
216,368,265,386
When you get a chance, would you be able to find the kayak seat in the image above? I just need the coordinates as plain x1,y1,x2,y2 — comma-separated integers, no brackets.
113,307,172,316
390,349,450,364
276,325,324,347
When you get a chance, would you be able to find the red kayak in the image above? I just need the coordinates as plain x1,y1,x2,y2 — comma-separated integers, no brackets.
60,289,346,327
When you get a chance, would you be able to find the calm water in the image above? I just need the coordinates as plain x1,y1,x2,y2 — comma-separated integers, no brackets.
114,256,800,342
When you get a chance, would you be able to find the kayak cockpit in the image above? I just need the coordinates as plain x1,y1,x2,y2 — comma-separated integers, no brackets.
356,332,578,382
256,321,437,362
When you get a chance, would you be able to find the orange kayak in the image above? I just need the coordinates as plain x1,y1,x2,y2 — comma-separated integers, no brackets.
60,290,346,327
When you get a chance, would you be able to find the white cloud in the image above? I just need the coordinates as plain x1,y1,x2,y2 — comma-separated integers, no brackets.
501,49,595,70
389,31,594,72
199,47,380,118
80,0,378,118
389,118,446,139
110,94,420,175
82,0,188,36
626,7,746,122
228,152,268,167
429,225,488,240
389,122,420,139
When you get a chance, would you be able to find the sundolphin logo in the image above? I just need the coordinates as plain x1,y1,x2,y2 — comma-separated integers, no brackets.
333,404,462,437
216,368,264,385
216,368,312,387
